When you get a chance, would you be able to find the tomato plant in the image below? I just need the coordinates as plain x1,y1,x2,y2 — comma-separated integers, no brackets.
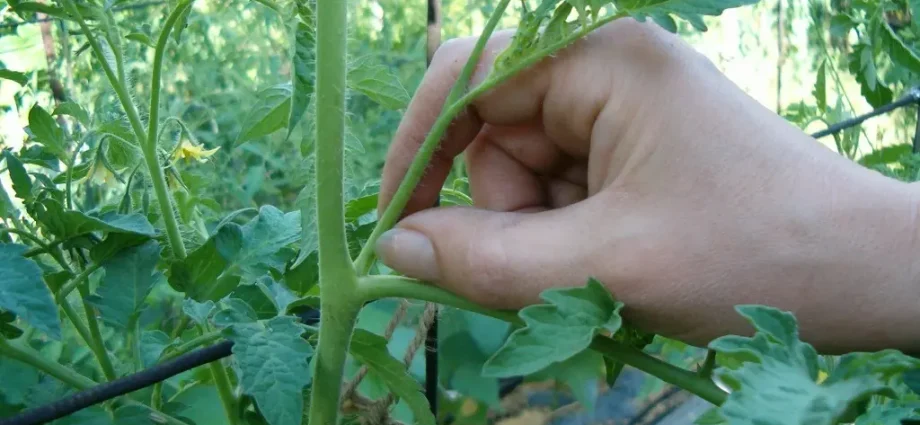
1,1,919,425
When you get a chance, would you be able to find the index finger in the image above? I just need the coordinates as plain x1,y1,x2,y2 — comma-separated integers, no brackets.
377,28,554,217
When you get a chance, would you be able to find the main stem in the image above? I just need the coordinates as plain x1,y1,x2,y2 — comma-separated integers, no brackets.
307,0,360,424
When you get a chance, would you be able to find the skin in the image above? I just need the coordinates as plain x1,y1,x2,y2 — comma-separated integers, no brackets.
374,19,920,355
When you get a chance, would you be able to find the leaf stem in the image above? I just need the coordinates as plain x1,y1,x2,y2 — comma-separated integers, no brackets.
160,330,222,362
57,297,107,377
0,338,191,425
353,0,512,274
357,275,728,406
57,262,101,298
210,361,241,425
61,0,188,260
78,284,118,381
0,337,96,389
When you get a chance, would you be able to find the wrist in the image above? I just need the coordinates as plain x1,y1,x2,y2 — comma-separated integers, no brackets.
809,168,920,354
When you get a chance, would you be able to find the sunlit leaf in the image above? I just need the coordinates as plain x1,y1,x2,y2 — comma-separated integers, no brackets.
0,69,28,86
28,105,66,159
482,277,623,377
3,150,33,201
613,0,760,31
348,63,411,109
52,101,91,126
235,83,293,146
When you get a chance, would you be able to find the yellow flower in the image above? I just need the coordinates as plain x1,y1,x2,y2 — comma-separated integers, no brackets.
172,139,220,163
78,160,116,187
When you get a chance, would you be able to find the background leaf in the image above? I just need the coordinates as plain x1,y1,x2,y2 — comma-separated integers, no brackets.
0,244,61,340
349,329,437,425
86,241,163,330
225,316,314,425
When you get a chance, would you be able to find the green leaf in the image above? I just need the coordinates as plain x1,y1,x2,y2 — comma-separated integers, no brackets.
532,349,604,411
125,32,155,48
140,330,173,368
52,160,92,184
224,316,314,425
3,150,33,201
285,249,318,295
482,277,623,377
168,235,242,302
0,357,39,405
19,145,61,171
90,232,155,264
0,311,23,339
86,241,162,330
707,305,920,425
0,244,61,340
858,144,912,167
218,205,301,275
287,3,315,139
349,329,436,425
0,181,13,219
168,0,192,44
28,104,66,158
235,83,293,146
441,332,501,408
182,299,216,326
880,21,920,75
814,60,826,112
613,0,760,32
293,168,318,269
230,283,277,320
344,193,378,223
213,298,259,327
854,404,917,425
0,69,28,86
29,198,156,241
848,43,893,108
348,62,411,109
9,2,70,19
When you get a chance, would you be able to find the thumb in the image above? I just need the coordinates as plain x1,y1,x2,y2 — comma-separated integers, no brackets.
374,203,601,310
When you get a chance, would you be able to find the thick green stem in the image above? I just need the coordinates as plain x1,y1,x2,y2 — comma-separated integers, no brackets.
78,284,118,381
0,338,96,389
308,296,362,425
313,0,352,276
353,0,512,274
357,275,728,406
210,361,241,425
307,0,361,423
0,339,191,425
61,0,188,260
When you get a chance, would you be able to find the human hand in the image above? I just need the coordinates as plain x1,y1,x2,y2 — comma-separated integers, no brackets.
375,19,920,354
